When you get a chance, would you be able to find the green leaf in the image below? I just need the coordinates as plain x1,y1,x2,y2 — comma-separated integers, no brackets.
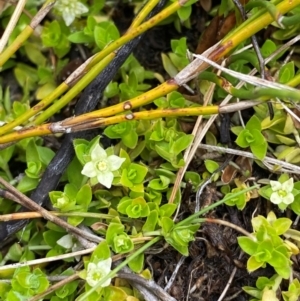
102,286,127,301
104,81,119,98
6,243,23,262
17,176,39,193
94,21,120,50
14,64,38,91
171,134,193,155
148,176,170,191
68,31,94,44
168,91,186,108
0,144,15,167
128,253,144,273
41,20,61,47
236,129,251,147
37,145,55,165
126,197,149,218
43,230,64,247
73,139,90,165
250,141,267,160
177,4,192,21
112,232,134,254
161,217,174,235
142,210,158,232
165,236,189,256
204,159,219,173
91,240,111,263
122,131,138,149
243,286,262,299
279,62,295,84
104,122,131,139
261,39,277,58
117,197,132,215
184,171,201,187
247,256,264,272
67,157,85,188
161,53,178,77
106,222,124,246
246,115,261,131
250,129,266,146
268,248,290,268
24,43,46,66
25,161,42,179
238,237,258,255
291,195,300,215
76,184,92,207
272,218,292,235
159,203,177,217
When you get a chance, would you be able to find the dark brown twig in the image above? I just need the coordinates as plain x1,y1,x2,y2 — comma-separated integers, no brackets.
0,0,168,244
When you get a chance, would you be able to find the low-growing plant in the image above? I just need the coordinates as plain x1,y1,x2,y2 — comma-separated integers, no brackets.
0,0,300,300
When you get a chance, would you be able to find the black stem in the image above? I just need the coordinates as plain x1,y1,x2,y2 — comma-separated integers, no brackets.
0,0,167,244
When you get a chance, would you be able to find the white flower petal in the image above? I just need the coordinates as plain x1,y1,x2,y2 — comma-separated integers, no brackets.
91,144,107,161
107,155,125,171
270,192,282,204
100,276,111,287
283,193,294,205
87,262,97,271
82,162,97,178
97,258,112,287
86,259,112,287
282,178,294,193
62,10,75,26
74,2,89,14
97,258,112,272
97,171,114,188
270,181,282,192
86,262,98,287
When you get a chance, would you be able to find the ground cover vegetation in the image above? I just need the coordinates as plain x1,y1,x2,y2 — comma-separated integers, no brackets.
0,0,300,300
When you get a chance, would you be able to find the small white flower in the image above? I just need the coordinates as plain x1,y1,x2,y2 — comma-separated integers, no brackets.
81,144,125,188
86,258,112,287
270,178,294,205
55,0,88,26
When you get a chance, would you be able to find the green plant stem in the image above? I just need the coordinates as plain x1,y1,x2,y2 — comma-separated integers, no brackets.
228,52,259,69
87,0,188,70
0,103,235,143
0,0,56,67
33,53,115,125
0,83,68,136
28,245,51,251
128,0,161,30
143,230,161,236
0,0,299,142
176,185,259,228
281,14,300,26
245,0,283,24
221,0,299,54
76,236,161,301
0,26,33,67
37,0,186,124
199,72,300,101
0,0,186,134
